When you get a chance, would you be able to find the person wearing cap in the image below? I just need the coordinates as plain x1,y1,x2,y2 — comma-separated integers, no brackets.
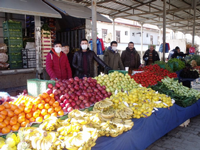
46,40,72,80
143,45,160,65
62,44,75,77
103,41,124,72
72,39,112,78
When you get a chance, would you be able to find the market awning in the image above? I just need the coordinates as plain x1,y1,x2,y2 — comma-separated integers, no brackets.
0,0,61,18
44,0,112,23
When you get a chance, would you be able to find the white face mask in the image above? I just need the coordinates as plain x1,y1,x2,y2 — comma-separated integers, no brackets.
81,44,88,50
55,47,62,53
112,46,117,51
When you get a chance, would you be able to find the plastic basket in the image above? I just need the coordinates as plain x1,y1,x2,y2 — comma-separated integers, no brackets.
22,49,36,59
27,79,55,97
3,21,22,30
108,70,128,75
3,31,22,38
9,52,22,62
9,61,22,69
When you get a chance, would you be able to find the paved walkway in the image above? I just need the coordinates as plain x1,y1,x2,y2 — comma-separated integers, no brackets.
146,115,200,150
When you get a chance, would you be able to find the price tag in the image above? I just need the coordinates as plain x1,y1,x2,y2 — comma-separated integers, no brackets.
163,103,168,106
133,103,138,106
154,107,158,111
154,101,161,104
139,84,143,87
114,90,118,95
171,99,175,104
123,101,129,107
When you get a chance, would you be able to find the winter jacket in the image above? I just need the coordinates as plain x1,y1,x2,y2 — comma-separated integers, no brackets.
72,48,109,77
171,50,187,59
143,49,160,65
121,47,141,69
104,48,124,71
46,48,72,80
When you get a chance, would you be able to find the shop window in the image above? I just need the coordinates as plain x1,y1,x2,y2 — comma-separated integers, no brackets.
102,29,107,41
116,30,121,43
150,35,153,44
146,33,149,37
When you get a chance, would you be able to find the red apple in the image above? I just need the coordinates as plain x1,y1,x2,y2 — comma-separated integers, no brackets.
79,95,84,100
63,99,69,104
85,103,90,107
67,107,73,112
76,100,81,105
80,103,85,109
63,107,68,112
74,105,80,110
55,83,60,88
48,83,53,89
53,89,58,95
60,103,65,108
71,102,76,107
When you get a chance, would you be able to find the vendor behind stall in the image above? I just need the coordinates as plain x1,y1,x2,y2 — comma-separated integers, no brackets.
169,46,188,59
46,41,72,80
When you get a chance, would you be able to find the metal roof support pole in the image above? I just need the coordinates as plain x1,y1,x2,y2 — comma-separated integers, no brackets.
159,27,161,45
34,16,42,77
112,18,115,41
163,0,166,61
92,0,97,76
140,23,143,62
192,0,197,46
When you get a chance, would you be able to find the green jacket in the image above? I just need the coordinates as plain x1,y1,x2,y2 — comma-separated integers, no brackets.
103,49,124,71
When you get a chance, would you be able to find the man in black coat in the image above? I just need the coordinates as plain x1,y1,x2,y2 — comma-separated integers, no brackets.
143,45,160,65
72,39,112,78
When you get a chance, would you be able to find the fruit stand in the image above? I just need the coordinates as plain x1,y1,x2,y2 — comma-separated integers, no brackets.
1,59,200,150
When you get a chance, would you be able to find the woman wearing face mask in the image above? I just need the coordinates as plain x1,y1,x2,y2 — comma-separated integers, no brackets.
46,40,72,80
103,41,124,72
72,39,112,78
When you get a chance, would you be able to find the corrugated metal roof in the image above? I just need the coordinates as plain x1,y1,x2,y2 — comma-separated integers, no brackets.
63,0,200,35
46,0,112,23
0,0,61,18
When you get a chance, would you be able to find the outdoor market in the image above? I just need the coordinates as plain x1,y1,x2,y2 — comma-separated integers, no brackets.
1,0,200,150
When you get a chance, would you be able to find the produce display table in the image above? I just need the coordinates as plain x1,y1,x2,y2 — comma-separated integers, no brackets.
93,100,200,150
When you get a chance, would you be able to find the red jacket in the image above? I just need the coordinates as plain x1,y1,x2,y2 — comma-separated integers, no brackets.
46,49,72,80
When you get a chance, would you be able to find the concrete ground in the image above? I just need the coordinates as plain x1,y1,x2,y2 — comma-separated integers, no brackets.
146,115,200,150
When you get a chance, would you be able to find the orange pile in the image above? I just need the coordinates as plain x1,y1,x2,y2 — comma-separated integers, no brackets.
0,93,64,134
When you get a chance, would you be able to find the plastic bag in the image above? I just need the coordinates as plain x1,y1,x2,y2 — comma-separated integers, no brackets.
0,62,9,68
0,43,7,53
0,53,8,62
25,42,35,49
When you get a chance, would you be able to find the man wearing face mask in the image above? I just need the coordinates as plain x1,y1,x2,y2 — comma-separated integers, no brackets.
121,42,141,69
46,41,72,80
104,41,124,72
72,39,112,78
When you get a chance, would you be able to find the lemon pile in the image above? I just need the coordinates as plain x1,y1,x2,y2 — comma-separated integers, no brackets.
109,87,174,119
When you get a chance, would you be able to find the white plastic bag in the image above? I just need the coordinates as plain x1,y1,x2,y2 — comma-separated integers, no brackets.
0,53,8,62
25,42,35,49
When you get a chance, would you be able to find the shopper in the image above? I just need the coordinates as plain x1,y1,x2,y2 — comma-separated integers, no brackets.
171,46,188,59
72,39,112,78
143,45,160,65
121,42,141,69
46,41,72,80
104,41,124,71
62,44,75,77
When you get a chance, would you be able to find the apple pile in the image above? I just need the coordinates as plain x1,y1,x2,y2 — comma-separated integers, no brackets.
46,77,112,113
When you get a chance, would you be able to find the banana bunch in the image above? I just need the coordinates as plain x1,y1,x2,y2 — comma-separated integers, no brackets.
57,124,81,138
101,107,115,119
17,127,40,143
70,117,90,125
93,98,113,110
68,109,88,119
64,131,96,150
39,116,62,131
30,131,56,150
115,107,133,119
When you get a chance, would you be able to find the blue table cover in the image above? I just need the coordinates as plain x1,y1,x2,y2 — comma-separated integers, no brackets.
92,100,200,150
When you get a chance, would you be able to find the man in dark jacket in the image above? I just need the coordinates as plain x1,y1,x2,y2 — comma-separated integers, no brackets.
104,41,124,71
72,39,112,78
46,41,72,80
143,45,160,65
121,42,141,69
171,46,188,59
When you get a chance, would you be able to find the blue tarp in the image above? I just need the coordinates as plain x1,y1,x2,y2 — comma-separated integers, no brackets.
92,100,200,150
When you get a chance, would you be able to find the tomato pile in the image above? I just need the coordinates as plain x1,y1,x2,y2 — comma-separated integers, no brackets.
131,64,177,87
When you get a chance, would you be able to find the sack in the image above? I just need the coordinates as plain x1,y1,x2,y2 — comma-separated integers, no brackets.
0,53,8,63
0,62,9,69
0,43,7,53
25,42,35,49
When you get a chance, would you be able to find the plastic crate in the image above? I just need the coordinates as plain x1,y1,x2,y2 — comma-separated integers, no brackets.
23,58,36,68
22,49,36,59
27,79,55,97
3,21,22,30
9,61,22,69
4,39,23,48
108,70,128,75
9,52,22,62
3,31,22,38
7,47,23,53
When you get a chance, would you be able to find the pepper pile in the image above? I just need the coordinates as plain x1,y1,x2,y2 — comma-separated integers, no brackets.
131,64,177,87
